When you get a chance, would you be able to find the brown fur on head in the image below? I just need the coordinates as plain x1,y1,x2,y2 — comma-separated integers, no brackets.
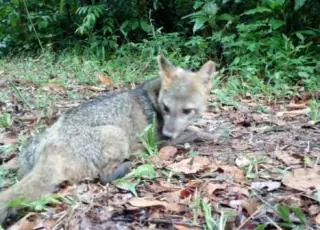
157,55,216,139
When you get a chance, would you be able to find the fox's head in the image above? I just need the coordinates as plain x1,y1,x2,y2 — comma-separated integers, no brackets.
157,55,216,140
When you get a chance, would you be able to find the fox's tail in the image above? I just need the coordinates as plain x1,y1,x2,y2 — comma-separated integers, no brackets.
0,160,64,224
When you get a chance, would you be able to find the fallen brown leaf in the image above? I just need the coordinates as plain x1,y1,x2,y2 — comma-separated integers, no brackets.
97,73,113,86
219,165,246,182
158,180,181,191
286,103,307,111
158,146,178,161
231,139,249,151
0,134,18,145
40,83,66,93
167,156,210,174
128,197,185,212
228,186,249,197
78,85,107,92
174,224,201,230
1,156,19,169
8,213,41,230
276,108,310,117
205,182,227,195
282,167,320,192
315,213,320,225
242,198,261,215
274,150,300,165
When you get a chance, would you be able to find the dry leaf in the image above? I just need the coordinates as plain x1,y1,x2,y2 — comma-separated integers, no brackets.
205,182,227,195
129,197,184,212
228,186,249,197
1,157,19,169
8,213,41,230
158,180,181,191
276,108,310,117
97,73,113,86
158,146,178,161
40,83,66,93
78,85,107,92
242,198,261,215
315,213,320,225
282,167,320,192
161,190,182,203
231,139,249,151
274,150,300,165
286,103,307,110
174,224,201,230
167,156,210,174
250,181,281,191
0,134,18,145
219,165,245,182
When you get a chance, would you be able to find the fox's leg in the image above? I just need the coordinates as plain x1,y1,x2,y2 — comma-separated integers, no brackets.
90,125,132,184
0,143,89,224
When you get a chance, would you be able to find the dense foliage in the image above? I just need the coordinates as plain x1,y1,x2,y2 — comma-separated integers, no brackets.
1,0,319,94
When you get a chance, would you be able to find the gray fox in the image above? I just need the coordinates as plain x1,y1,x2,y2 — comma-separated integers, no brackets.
0,55,216,224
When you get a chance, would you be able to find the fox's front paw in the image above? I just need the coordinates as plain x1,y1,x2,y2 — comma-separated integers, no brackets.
99,161,132,185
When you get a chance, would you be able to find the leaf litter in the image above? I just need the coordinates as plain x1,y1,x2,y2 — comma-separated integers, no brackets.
1,79,320,229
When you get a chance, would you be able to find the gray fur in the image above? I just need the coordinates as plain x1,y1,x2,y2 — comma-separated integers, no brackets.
0,56,216,225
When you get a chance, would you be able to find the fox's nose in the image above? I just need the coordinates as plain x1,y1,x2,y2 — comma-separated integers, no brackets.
162,129,178,140
162,130,173,139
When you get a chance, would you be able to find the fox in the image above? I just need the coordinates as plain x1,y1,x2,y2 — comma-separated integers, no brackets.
0,55,217,224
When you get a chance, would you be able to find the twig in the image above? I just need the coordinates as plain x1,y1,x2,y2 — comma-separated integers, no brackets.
23,0,44,52
236,206,262,230
52,210,68,230
266,215,283,230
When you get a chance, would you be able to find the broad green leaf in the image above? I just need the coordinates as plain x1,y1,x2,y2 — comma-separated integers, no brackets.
204,2,217,15
255,224,266,230
294,0,307,11
193,18,206,33
291,207,306,224
140,20,150,33
216,13,234,21
241,7,271,16
296,32,305,42
124,164,157,180
277,205,291,222
193,0,203,10
114,180,138,196
269,18,284,30
298,71,309,78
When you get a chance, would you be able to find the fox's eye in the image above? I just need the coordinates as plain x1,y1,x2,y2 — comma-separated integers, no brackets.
163,104,170,113
182,108,193,115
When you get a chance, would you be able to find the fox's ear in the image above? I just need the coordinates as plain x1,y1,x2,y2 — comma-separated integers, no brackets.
157,55,176,88
197,60,216,91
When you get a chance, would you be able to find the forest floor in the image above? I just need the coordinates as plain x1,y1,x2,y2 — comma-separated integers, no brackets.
0,56,320,229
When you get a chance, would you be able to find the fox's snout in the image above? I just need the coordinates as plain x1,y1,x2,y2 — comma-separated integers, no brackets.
162,127,179,140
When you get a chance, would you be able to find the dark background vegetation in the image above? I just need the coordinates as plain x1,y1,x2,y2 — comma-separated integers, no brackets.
1,0,320,96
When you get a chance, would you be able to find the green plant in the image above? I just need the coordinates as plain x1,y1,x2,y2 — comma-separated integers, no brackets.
276,204,308,228
191,195,232,230
308,99,320,121
0,113,12,129
0,168,18,189
139,118,158,156
7,194,62,211
113,164,157,196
